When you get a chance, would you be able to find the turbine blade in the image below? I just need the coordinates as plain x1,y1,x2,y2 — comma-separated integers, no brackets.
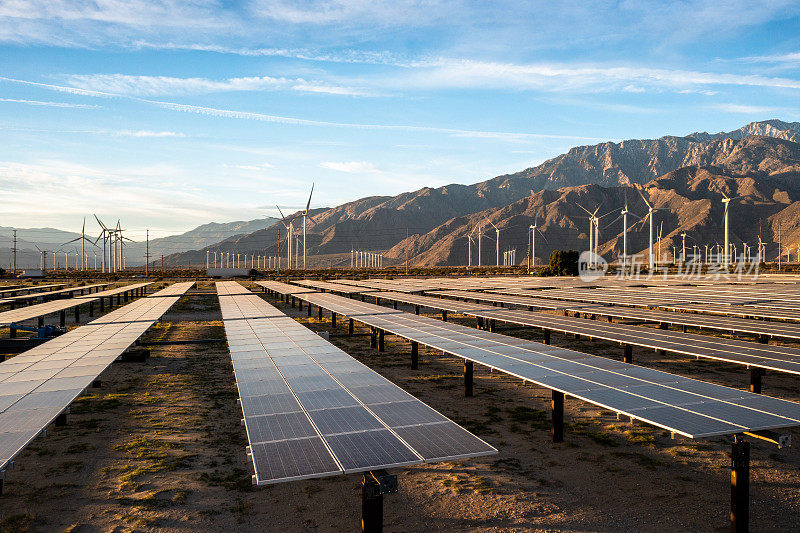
636,186,652,209
305,182,314,213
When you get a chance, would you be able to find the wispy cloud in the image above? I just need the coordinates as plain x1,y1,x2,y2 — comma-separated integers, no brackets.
145,98,602,141
320,161,379,173
0,97,100,108
738,51,800,64
113,130,185,138
61,73,378,97
708,103,790,114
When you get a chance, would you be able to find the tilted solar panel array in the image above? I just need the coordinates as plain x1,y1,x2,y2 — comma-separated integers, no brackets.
216,282,496,485
0,282,194,472
431,289,800,340
287,289,800,439
0,282,152,327
365,291,800,375
0,283,110,306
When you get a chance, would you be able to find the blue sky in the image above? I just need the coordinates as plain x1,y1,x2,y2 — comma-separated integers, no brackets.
1,0,800,239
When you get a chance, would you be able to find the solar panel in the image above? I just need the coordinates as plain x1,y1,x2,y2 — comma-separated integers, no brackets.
0,283,67,298
0,283,111,307
0,282,194,472
430,289,800,341
367,291,800,376
279,286,800,439
216,282,496,485
0,283,152,327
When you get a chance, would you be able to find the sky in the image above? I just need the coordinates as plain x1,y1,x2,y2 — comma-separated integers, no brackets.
1,0,800,240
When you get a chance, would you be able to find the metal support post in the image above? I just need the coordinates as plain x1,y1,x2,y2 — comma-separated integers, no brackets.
442,310,448,322
60,310,66,328
552,390,564,443
332,313,337,328
749,368,763,394
318,306,323,320
411,341,418,370
378,329,385,352
624,344,633,364
349,318,354,336
730,438,750,533
543,329,550,345
464,360,473,397
361,470,397,533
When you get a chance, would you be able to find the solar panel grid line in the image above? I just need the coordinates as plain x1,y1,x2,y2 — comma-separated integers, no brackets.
0,283,111,306
229,287,467,455
429,289,800,340
286,289,800,439
492,287,800,321
218,282,495,484
221,283,394,482
0,282,194,472
369,291,800,375
0,282,152,327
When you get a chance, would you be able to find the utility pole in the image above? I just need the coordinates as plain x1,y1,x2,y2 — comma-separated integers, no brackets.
145,229,150,277
778,224,782,272
161,254,164,276
12,229,17,275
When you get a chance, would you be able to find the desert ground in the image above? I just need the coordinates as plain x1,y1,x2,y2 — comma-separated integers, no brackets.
1,279,800,532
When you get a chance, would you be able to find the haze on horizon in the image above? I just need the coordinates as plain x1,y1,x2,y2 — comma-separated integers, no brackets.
2,0,800,239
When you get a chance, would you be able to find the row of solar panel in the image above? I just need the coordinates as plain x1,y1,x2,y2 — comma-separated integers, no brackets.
0,282,194,471
217,282,495,484
285,289,800,439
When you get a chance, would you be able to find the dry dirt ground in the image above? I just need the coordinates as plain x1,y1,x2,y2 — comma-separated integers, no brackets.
1,281,800,532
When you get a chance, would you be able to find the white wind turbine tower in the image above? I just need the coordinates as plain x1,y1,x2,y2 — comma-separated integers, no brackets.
93,215,111,273
528,218,547,271
114,221,134,272
721,192,740,267
608,193,640,267
276,206,294,269
636,186,658,269
62,217,94,271
680,231,687,263
301,183,314,270
483,216,501,267
577,203,603,267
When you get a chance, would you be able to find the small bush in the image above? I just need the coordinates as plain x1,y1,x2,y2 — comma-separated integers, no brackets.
540,249,580,276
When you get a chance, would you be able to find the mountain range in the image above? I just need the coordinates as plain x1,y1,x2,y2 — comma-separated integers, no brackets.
0,218,276,269
163,119,800,267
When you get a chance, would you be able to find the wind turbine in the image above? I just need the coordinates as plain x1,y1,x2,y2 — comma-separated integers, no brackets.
302,183,314,270
276,206,294,269
636,186,658,269
93,215,111,273
608,194,641,267
62,217,95,271
721,192,740,268
577,203,601,267
680,231,687,263
528,218,547,271
483,216,500,267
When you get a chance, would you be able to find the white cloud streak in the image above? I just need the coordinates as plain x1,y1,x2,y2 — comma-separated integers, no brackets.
61,73,379,97
320,161,378,173
0,96,100,108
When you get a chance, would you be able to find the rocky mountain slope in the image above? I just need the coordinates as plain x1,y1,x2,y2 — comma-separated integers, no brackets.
162,120,800,267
